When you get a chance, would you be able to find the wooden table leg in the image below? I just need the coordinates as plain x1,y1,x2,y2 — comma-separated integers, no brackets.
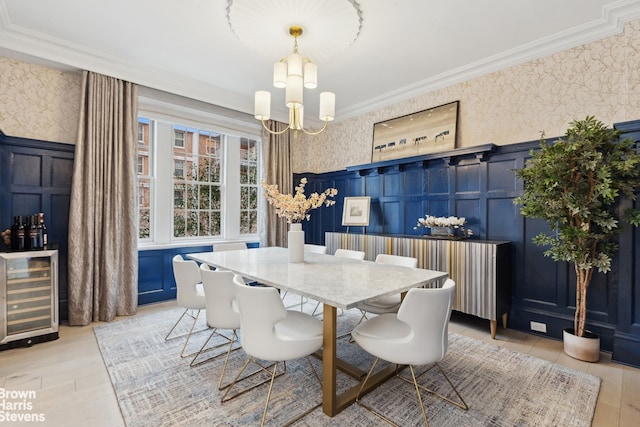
322,304,337,416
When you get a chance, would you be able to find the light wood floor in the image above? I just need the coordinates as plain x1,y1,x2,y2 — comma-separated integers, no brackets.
1,300,639,426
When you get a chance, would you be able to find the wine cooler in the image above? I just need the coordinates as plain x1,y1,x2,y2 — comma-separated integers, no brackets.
0,249,59,350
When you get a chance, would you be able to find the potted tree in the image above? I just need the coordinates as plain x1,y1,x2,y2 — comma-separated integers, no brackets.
515,116,640,362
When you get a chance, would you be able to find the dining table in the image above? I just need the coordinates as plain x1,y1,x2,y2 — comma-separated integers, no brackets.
187,246,448,417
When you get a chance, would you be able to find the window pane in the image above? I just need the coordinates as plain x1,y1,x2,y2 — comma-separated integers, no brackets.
171,126,225,239
138,115,260,243
248,187,257,209
186,184,198,209
186,210,198,237
173,211,186,237
239,137,259,236
139,209,150,238
174,129,185,147
137,117,153,240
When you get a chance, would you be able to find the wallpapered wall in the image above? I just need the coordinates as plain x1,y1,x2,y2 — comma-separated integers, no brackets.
0,57,81,144
294,19,640,174
1,18,639,162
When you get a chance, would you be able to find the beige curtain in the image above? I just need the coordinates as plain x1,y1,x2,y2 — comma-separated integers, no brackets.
262,120,292,247
68,71,139,325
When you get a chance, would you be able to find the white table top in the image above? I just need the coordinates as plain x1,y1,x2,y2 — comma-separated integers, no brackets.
188,246,448,310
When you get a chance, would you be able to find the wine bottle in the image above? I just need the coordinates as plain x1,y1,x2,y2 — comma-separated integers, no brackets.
39,212,48,249
35,213,43,249
27,215,39,250
11,216,26,251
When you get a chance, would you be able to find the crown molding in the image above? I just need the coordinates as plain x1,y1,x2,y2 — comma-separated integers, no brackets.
1,0,640,125
338,0,640,122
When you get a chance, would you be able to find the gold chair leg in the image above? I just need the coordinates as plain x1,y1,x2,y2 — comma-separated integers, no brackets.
357,358,468,427
190,329,240,369
355,357,402,426
164,308,189,340
179,309,202,358
165,309,209,342
221,357,284,403
398,362,468,411
260,359,278,427
224,356,322,426
218,331,240,390
409,364,429,427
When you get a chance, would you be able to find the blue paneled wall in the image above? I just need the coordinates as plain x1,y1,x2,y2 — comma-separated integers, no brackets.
296,120,640,367
3,120,640,367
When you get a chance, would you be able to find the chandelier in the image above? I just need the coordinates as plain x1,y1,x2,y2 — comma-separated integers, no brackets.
254,25,335,136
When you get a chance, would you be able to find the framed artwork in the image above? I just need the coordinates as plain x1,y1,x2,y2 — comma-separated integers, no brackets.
342,197,371,226
371,100,459,163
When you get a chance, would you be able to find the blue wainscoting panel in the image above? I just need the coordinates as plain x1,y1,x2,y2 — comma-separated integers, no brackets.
427,166,449,194
0,132,74,321
404,168,424,196
137,243,259,305
382,201,402,234
296,123,640,367
383,171,402,197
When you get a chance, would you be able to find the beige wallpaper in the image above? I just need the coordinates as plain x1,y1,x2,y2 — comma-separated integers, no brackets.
0,57,81,144
1,19,638,163
293,19,640,174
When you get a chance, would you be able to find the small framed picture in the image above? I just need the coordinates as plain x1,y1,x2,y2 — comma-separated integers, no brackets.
342,197,371,226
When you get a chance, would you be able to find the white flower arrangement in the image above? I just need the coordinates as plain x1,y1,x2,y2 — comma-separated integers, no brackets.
414,215,473,237
261,177,338,224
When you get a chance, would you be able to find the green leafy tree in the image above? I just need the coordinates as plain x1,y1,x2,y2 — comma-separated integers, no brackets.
515,116,640,338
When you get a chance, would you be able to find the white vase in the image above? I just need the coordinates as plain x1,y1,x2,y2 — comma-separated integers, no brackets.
288,223,305,263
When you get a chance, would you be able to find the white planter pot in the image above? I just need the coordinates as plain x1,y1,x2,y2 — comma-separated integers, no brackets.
288,223,304,263
563,328,600,362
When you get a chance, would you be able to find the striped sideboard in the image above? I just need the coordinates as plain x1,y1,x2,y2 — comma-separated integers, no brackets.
325,232,512,338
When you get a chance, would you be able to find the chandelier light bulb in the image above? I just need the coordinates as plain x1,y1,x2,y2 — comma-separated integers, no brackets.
273,62,287,88
319,92,335,121
254,90,271,120
304,62,317,89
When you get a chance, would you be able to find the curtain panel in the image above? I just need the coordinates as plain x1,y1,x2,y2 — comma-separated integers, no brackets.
261,120,292,247
68,71,139,325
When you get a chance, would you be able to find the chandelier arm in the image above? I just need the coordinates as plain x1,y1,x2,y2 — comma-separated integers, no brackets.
299,119,329,136
262,119,291,135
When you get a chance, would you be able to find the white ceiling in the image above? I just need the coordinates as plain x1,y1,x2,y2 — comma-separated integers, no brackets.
1,0,639,126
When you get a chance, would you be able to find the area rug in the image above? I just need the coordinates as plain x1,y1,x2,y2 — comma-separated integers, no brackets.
94,300,601,427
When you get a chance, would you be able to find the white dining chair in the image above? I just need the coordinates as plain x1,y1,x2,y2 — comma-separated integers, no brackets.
355,254,418,321
304,244,327,254
190,265,242,390
311,248,366,317
213,242,258,284
165,254,207,358
224,276,323,426
282,244,328,310
351,279,467,426
334,248,366,260
213,242,248,252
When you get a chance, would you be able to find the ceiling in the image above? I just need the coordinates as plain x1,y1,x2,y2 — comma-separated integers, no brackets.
1,0,639,126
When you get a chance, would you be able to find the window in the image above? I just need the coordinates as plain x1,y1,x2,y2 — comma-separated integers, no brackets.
174,159,185,179
137,122,144,143
173,130,223,238
137,117,153,239
240,137,258,234
174,129,185,147
136,112,261,244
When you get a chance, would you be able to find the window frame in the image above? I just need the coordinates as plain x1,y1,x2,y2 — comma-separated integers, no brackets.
136,98,263,247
